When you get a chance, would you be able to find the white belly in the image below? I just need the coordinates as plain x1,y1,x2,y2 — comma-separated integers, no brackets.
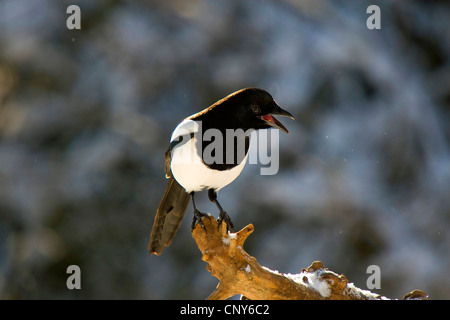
169,119,249,193
171,155,248,193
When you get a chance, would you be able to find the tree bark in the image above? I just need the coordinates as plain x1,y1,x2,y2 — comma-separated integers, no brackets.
192,216,428,300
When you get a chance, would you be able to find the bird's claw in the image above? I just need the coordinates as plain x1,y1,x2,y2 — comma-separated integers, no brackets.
191,209,209,231
217,211,235,233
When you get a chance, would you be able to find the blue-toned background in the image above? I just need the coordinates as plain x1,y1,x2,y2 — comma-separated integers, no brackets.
0,0,449,299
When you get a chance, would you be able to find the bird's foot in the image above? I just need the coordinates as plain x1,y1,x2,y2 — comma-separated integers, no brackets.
191,209,209,231
217,211,235,233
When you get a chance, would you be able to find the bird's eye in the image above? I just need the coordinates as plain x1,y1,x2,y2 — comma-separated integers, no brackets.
251,105,261,114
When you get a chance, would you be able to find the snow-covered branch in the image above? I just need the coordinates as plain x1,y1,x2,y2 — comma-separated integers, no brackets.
192,216,428,300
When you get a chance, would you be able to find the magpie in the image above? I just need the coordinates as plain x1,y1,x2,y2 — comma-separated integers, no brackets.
148,88,294,255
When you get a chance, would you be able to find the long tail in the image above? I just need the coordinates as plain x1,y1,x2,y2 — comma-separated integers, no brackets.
148,177,190,255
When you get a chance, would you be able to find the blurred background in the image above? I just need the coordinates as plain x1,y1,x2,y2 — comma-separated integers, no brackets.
0,0,449,299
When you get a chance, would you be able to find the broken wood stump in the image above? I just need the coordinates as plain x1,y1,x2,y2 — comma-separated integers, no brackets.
191,216,428,300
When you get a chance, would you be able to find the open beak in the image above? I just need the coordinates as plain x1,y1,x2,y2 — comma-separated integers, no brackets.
260,105,295,134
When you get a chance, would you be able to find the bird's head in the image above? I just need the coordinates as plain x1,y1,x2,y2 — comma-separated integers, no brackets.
232,88,295,134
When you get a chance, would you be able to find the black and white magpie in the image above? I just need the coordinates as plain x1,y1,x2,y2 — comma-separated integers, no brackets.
148,88,294,255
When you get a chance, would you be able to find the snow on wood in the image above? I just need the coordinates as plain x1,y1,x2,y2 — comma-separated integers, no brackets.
192,216,428,300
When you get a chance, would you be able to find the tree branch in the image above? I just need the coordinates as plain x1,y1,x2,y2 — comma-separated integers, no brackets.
192,216,428,300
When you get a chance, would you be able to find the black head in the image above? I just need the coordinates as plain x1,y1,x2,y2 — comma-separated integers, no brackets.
227,88,295,133
191,87,295,133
